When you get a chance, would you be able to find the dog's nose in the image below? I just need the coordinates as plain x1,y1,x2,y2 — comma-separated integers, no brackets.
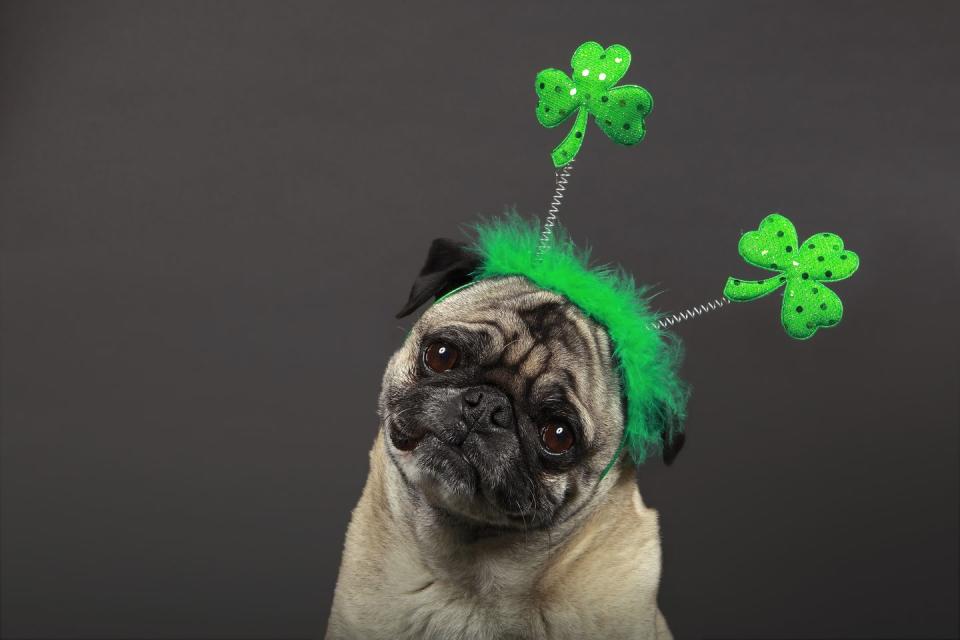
462,386,513,431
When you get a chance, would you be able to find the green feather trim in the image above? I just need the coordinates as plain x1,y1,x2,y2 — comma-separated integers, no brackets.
468,214,687,468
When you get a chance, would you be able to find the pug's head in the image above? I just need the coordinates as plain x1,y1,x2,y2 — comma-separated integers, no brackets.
380,239,683,531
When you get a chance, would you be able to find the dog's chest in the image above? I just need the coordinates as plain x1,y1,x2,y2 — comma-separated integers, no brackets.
390,574,548,640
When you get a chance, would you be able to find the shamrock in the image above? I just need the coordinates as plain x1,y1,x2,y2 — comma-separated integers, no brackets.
535,41,653,168
723,213,860,339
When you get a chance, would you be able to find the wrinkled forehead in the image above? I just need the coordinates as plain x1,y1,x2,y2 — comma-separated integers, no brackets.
411,276,617,408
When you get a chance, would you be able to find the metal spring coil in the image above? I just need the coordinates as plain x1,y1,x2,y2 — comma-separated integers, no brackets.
652,297,729,329
533,158,726,331
535,159,576,261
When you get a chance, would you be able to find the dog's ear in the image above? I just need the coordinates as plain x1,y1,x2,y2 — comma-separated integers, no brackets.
658,400,686,465
662,430,686,465
396,238,481,318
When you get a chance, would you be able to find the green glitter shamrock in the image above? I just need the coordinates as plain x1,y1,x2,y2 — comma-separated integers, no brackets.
723,213,860,339
535,41,653,168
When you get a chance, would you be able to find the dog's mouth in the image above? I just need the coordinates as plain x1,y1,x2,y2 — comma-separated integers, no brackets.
389,421,480,494
388,424,424,451
388,421,546,527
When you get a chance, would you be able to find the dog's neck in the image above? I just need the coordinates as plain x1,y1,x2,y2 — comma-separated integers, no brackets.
368,430,647,599
329,430,667,638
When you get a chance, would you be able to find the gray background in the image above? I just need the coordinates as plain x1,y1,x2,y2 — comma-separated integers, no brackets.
1,1,957,638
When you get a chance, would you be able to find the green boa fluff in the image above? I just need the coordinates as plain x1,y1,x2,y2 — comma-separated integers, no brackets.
467,215,687,470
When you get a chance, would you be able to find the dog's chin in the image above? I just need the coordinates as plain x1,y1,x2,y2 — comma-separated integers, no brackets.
388,423,538,530
412,434,480,497
421,483,537,533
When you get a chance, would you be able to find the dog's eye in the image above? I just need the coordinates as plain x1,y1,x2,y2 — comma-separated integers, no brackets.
540,423,575,455
423,341,460,373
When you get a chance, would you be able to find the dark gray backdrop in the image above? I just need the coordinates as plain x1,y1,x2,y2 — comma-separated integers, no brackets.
1,2,957,638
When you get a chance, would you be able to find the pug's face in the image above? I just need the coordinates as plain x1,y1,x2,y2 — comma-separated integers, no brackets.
380,273,626,531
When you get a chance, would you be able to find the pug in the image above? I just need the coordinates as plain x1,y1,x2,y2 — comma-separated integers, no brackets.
326,238,683,640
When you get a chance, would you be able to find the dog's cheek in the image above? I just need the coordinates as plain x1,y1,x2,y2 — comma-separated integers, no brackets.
481,455,538,517
390,380,436,414
492,480,537,517
503,464,550,521
537,472,568,510
461,432,531,512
